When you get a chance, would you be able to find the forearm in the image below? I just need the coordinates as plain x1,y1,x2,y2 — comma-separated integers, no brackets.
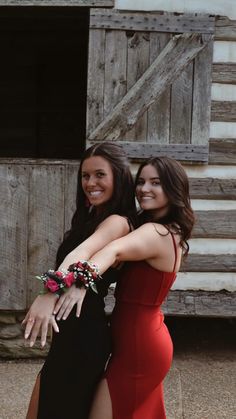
89,243,118,275
58,245,91,270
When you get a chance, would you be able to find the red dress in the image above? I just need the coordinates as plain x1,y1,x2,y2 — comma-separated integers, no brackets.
105,235,177,419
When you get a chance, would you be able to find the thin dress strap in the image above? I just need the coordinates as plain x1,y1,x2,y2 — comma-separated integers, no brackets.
170,232,178,272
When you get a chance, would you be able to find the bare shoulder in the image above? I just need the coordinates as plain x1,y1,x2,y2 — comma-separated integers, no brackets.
137,222,169,236
98,214,130,233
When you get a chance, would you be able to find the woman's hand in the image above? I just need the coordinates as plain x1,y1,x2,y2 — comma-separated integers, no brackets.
22,293,59,348
53,285,87,320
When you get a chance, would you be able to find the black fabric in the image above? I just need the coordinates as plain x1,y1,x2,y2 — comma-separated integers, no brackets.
38,286,112,419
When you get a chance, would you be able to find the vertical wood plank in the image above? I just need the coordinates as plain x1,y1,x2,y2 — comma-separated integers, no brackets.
27,165,65,305
64,163,79,233
170,62,193,144
148,32,171,144
86,28,106,138
0,165,29,309
104,29,127,117
125,32,150,142
191,36,214,145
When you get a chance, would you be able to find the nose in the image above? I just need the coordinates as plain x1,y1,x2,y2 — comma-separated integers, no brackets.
86,175,96,186
139,182,150,192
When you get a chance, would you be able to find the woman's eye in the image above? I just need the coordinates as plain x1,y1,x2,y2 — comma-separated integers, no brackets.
82,174,89,180
136,179,144,185
97,172,105,178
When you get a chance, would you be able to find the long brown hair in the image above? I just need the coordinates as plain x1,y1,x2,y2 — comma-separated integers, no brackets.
56,142,137,267
135,156,195,255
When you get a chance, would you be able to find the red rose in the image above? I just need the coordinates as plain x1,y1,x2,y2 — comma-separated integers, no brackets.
64,272,75,287
76,261,84,269
46,279,59,293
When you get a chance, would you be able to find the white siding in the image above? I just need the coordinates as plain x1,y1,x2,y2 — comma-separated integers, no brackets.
116,0,236,19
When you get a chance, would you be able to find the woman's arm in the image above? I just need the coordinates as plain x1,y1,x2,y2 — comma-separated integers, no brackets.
22,215,131,347
88,223,176,274
53,214,130,319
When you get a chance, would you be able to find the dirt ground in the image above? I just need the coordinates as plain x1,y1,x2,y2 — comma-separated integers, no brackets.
1,317,236,419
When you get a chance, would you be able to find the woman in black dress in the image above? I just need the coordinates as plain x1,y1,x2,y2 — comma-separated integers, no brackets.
23,142,137,419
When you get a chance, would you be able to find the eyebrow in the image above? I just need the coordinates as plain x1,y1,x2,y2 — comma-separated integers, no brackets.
82,169,106,174
138,176,160,180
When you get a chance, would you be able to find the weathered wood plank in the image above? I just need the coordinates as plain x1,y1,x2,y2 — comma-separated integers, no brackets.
0,0,114,6
64,164,78,232
86,29,105,137
193,210,236,239
170,62,193,144
163,290,236,317
211,101,236,122
88,33,212,143
209,138,236,165
191,36,213,145
189,178,236,200
148,32,171,144
215,16,236,41
27,165,65,306
104,30,127,116
125,32,150,142
0,165,29,310
90,9,215,34
99,142,208,163
181,254,236,272
212,63,236,85
105,289,236,317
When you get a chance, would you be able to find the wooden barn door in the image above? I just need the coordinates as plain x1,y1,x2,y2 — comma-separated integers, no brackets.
86,9,215,163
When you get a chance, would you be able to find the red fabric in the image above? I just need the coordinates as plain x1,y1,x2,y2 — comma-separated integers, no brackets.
105,261,176,419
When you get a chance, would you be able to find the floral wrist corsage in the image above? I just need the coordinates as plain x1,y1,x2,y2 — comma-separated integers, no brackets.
36,260,102,296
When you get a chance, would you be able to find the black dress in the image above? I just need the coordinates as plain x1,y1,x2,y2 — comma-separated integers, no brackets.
37,270,116,419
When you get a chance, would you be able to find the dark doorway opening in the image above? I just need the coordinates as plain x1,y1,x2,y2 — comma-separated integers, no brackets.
0,7,89,159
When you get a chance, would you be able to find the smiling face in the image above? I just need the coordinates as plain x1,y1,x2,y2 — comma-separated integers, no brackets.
135,164,169,219
81,156,114,208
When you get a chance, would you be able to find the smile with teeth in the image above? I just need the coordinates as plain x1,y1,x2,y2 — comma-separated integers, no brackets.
88,190,103,196
140,196,154,200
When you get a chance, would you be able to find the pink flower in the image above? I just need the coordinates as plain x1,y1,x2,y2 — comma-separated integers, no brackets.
64,272,75,287
45,279,59,293
55,271,64,278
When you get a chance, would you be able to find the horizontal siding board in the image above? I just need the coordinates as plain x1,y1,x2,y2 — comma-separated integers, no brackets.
181,254,235,272
209,138,236,165
89,139,235,165
0,0,114,6
193,210,236,239
162,290,236,317
212,63,236,84
90,9,215,34
100,142,209,163
211,101,236,122
105,289,236,317
215,16,236,41
189,178,236,199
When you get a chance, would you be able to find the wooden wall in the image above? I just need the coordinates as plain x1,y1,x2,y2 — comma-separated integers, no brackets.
0,5,235,318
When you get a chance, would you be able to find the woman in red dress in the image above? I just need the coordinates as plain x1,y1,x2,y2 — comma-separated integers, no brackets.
86,156,195,419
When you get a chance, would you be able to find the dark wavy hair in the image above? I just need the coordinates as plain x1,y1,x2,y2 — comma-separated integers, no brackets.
135,156,195,256
56,142,137,267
